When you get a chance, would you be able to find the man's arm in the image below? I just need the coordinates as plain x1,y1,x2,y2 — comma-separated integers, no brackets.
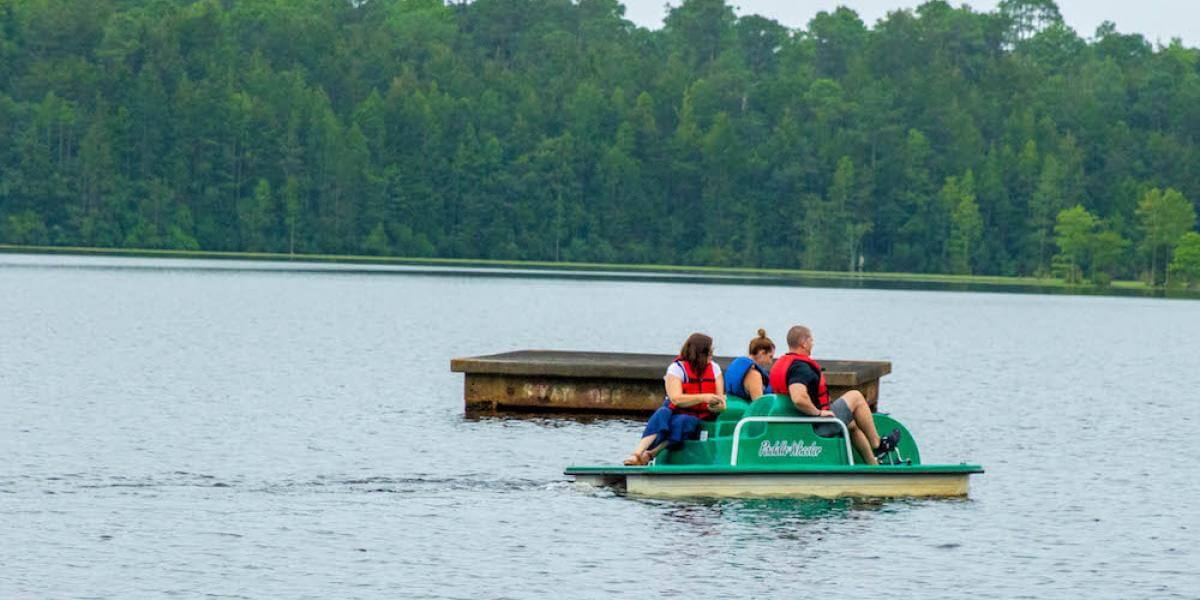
788,383,821,416
786,362,833,417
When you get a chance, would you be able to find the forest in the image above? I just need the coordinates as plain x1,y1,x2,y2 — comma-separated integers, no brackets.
2,0,1200,285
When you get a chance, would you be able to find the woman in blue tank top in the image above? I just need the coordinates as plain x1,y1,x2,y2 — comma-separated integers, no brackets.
724,329,776,400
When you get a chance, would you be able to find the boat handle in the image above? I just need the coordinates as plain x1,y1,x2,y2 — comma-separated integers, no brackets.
729,417,855,466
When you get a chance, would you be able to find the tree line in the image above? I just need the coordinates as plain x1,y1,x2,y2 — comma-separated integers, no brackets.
1,0,1199,286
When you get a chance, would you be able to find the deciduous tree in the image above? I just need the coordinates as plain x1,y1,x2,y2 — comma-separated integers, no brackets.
1169,232,1200,288
1136,188,1196,285
1052,204,1097,283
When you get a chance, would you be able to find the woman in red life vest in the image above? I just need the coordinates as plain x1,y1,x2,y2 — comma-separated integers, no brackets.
623,333,726,466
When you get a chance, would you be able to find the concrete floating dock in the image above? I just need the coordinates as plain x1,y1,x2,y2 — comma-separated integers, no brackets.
451,350,891,416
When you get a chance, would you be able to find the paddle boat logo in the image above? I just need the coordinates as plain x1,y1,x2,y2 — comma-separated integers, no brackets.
758,439,823,458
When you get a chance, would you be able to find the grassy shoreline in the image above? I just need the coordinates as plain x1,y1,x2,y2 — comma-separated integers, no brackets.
0,243,1183,298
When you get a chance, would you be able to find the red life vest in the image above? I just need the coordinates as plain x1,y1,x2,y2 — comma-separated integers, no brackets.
667,357,717,419
768,353,830,411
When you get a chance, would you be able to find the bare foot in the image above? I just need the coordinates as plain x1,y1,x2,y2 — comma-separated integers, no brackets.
622,451,649,466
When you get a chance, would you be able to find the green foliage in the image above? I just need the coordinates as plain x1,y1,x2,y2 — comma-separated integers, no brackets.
1169,232,1200,288
1136,188,1196,285
1089,229,1130,286
239,179,274,252
1,210,48,244
363,222,391,256
1030,154,1066,275
1052,204,1097,283
1000,0,1064,43
1052,204,1131,284
948,174,983,275
0,0,1197,283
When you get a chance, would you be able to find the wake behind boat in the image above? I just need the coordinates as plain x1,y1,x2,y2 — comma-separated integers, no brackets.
565,394,983,499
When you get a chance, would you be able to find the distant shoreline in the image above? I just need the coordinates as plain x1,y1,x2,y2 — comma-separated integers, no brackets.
1,243,1193,300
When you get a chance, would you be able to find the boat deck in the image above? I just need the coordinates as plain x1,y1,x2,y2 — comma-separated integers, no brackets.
566,463,983,476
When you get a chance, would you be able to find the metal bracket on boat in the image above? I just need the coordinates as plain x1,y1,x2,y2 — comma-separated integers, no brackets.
729,417,855,466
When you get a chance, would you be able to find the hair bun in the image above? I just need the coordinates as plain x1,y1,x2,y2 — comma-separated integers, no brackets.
757,328,767,338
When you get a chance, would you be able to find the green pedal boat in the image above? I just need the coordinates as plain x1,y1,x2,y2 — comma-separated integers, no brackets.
565,394,983,499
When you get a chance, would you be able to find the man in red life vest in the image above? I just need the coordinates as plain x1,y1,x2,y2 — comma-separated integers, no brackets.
769,325,900,465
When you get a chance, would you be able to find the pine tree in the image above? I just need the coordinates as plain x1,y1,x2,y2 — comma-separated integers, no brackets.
949,173,983,275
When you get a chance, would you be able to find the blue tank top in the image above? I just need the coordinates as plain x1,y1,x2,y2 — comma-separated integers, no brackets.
724,356,771,399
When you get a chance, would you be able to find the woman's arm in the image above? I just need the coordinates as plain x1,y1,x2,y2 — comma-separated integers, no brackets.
710,373,726,412
665,376,718,408
744,369,764,400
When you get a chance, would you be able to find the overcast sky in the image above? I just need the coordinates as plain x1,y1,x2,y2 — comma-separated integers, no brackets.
622,1,1199,47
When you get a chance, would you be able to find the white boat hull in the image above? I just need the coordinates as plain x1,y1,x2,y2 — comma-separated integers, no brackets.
575,471,971,499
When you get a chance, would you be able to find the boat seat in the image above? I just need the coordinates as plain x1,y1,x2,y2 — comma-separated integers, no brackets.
713,396,749,437
695,397,749,439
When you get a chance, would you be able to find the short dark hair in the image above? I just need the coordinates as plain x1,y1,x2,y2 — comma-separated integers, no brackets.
786,325,812,350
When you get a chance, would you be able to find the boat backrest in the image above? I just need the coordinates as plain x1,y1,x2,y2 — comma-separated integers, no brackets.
739,394,803,436
661,395,924,467
731,394,854,465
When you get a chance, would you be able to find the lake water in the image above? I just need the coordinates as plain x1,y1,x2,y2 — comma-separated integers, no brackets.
1,253,1197,599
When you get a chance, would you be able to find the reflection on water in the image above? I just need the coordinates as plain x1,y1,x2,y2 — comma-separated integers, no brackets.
662,497,860,531
1,253,1198,598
